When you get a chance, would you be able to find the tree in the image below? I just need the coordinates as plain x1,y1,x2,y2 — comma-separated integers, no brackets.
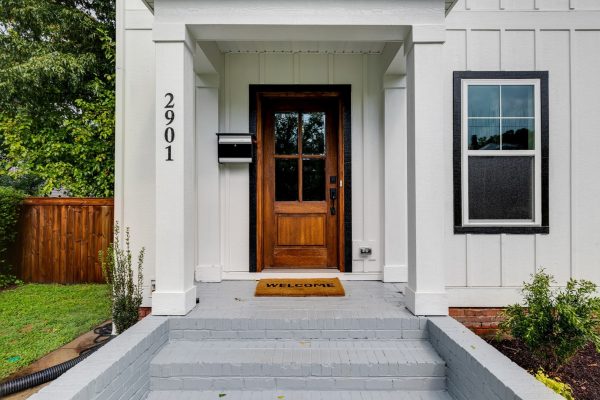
0,0,115,197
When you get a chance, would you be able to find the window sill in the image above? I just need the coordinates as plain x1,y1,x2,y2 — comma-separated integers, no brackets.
454,226,549,235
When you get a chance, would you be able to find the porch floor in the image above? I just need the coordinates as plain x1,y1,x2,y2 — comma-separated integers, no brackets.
188,281,414,319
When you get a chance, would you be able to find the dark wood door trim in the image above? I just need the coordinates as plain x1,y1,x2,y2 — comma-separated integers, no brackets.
249,85,352,273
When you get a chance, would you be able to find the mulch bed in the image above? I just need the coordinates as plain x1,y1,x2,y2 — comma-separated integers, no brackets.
488,339,600,400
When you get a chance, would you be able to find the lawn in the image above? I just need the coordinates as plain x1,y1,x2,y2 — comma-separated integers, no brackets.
0,284,111,380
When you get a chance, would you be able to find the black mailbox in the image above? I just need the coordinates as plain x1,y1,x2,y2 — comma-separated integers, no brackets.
217,133,254,163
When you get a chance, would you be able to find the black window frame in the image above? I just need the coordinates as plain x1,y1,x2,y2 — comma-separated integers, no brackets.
453,71,549,234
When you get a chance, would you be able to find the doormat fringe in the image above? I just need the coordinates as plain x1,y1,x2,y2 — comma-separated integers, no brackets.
255,278,345,297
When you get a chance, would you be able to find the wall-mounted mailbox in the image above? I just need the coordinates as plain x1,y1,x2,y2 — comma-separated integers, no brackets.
217,133,254,163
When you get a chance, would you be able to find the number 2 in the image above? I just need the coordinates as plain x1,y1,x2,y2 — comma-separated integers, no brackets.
164,93,174,108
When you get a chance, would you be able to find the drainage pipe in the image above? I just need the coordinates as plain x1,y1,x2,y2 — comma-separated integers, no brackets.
0,323,113,396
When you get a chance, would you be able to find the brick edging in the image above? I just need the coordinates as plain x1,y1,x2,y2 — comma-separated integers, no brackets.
449,307,505,337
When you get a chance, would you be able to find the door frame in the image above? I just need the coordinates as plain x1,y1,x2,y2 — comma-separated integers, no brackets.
249,85,352,273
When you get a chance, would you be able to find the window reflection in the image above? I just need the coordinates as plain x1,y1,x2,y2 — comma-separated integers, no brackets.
275,159,298,201
302,112,325,155
502,85,534,118
302,159,325,201
275,112,298,155
502,119,534,150
468,85,500,118
468,119,500,150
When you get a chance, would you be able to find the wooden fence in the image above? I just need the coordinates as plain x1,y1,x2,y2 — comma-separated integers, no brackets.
10,198,114,283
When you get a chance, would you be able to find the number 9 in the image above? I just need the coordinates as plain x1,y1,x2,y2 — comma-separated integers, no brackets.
165,109,175,125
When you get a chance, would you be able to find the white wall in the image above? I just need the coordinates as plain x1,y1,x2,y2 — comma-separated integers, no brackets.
116,0,155,306
207,52,386,275
444,1,600,306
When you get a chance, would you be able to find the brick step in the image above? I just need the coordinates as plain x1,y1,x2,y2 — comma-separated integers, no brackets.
169,315,427,340
146,390,454,399
149,339,446,391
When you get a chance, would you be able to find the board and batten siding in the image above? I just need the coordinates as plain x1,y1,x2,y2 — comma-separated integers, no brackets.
444,0,600,306
214,53,385,275
116,0,156,306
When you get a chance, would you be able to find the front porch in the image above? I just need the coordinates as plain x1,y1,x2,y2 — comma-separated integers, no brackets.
151,5,449,317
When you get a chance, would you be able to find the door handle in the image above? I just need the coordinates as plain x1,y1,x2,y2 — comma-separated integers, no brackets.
330,188,337,200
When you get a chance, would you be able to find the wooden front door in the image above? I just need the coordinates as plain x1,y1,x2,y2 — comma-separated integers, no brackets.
260,96,341,269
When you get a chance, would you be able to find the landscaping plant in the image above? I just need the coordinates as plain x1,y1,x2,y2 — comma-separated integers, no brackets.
0,186,24,288
535,370,575,400
499,270,600,369
100,223,145,334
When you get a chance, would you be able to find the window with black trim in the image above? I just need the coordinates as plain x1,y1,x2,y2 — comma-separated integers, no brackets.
453,71,549,234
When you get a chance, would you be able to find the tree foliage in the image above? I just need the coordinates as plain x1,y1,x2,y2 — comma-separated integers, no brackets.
0,0,115,196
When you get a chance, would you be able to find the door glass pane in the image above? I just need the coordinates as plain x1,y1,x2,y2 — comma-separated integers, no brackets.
275,159,298,201
468,119,500,150
502,85,534,117
468,85,500,117
302,112,326,155
502,118,534,150
274,112,298,155
302,159,325,201
468,156,534,220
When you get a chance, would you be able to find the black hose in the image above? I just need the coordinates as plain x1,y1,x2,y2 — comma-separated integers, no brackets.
0,323,114,397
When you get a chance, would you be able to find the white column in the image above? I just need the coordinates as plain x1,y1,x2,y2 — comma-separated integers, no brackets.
383,75,408,283
405,25,448,316
195,75,222,282
152,25,197,315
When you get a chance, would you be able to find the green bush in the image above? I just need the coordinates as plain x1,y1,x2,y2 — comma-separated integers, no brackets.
499,270,600,369
99,223,144,334
535,370,575,400
0,186,24,288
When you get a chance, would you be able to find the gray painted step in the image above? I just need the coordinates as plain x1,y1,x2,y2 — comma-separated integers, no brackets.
150,339,446,391
146,390,454,399
169,315,427,340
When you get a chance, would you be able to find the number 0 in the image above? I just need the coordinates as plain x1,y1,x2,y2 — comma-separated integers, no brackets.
164,127,175,143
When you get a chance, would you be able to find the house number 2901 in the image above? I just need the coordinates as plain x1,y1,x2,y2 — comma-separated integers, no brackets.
164,93,175,161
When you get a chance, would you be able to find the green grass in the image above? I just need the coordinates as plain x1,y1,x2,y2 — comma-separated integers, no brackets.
0,284,111,380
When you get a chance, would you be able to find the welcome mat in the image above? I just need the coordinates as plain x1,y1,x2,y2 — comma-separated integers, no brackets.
255,278,345,297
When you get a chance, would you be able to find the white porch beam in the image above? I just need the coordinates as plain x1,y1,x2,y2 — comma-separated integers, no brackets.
153,0,444,27
188,25,409,43
152,26,197,315
404,25,448,316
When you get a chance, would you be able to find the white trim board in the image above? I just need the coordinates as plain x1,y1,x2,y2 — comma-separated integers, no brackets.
221,271,383,281
447,287,524,307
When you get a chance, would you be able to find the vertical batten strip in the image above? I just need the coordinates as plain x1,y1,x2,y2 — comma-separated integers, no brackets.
568,29,574,279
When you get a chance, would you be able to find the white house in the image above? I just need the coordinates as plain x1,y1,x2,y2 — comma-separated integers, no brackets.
115,0,600,316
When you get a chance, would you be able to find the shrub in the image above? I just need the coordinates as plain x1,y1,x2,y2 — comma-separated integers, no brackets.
535,370,575,400
0,186,24,288
499,270,600,369
99,223,145,334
